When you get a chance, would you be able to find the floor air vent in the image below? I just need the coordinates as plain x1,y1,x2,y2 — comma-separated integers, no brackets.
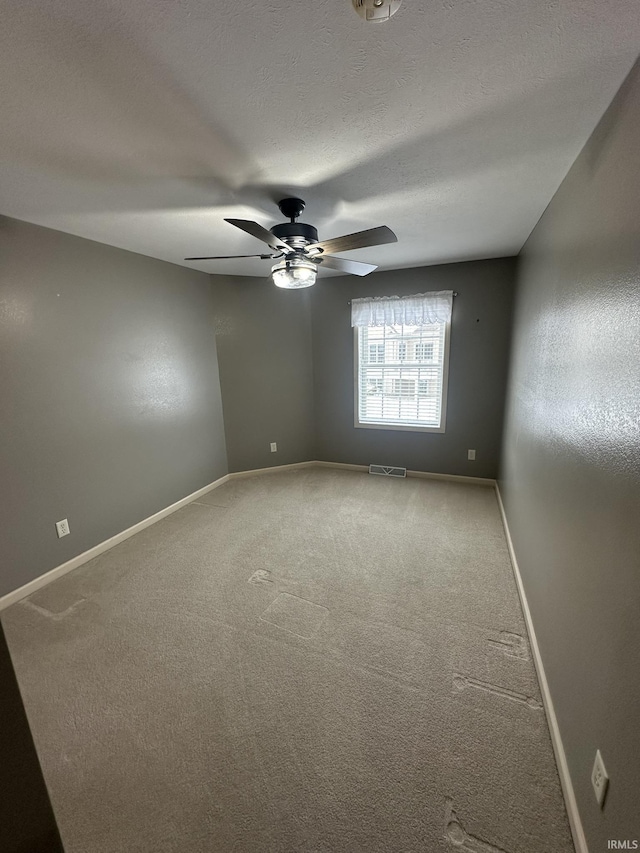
369,464,407,478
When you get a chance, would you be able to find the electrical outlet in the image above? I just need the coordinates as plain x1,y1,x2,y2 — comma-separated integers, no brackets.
468,449,476,461
270,442,277,453
55,518,70,538
591,749,609,808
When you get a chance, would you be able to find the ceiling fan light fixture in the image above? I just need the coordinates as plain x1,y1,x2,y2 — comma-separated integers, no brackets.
352,0,403,22
271,257,318,289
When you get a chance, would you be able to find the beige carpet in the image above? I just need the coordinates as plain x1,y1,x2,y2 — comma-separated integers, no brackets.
2,468,574,853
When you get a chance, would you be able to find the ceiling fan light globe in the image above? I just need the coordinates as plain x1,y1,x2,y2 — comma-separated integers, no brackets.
352,0,403,22
271,258,317,289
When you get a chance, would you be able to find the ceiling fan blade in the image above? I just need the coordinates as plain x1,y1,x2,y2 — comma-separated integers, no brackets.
224,218,293,253
319,256,377,276
184,253,277,260
307,225,397,256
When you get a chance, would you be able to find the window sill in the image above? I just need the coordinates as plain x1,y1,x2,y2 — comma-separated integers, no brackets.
355,421,446,434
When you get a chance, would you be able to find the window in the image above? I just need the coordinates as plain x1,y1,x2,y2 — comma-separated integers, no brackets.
391,378,415,396
368,343,385,363
415,342,434,361
417,378,435,396
352,291,452,433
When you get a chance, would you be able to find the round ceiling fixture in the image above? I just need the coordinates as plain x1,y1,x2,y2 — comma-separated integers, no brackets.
352,0,403,22
271,256,318,289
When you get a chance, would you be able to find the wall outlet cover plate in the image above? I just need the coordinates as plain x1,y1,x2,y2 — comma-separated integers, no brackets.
591,749,609,808
55,518,70,538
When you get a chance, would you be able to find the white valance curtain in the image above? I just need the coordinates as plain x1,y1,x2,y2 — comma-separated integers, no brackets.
350,291,453,327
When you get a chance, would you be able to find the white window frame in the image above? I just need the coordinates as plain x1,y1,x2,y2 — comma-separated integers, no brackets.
353,321,451,434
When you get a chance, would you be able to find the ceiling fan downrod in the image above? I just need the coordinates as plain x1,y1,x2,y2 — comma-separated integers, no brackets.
271,198,319,251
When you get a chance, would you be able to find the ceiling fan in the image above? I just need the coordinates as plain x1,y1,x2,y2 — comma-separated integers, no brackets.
185,197,397,289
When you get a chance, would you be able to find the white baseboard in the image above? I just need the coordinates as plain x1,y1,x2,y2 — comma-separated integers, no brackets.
0,474,231,612
230,459,495,486
495,484,588,853
227,460,317,479
407,468,495,486
313,460,369,473
313,460,495,485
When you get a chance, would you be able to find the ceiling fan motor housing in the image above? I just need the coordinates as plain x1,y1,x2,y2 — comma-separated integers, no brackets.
353,0,403,22
271,221,318,248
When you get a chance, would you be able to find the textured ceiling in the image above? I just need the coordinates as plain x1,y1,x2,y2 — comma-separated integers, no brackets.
1,0,639,277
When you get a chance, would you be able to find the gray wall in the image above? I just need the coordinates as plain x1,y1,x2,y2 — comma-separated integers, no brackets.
500,61,640,848
0,217,227,599
210,274,315,472
311,259,516,479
